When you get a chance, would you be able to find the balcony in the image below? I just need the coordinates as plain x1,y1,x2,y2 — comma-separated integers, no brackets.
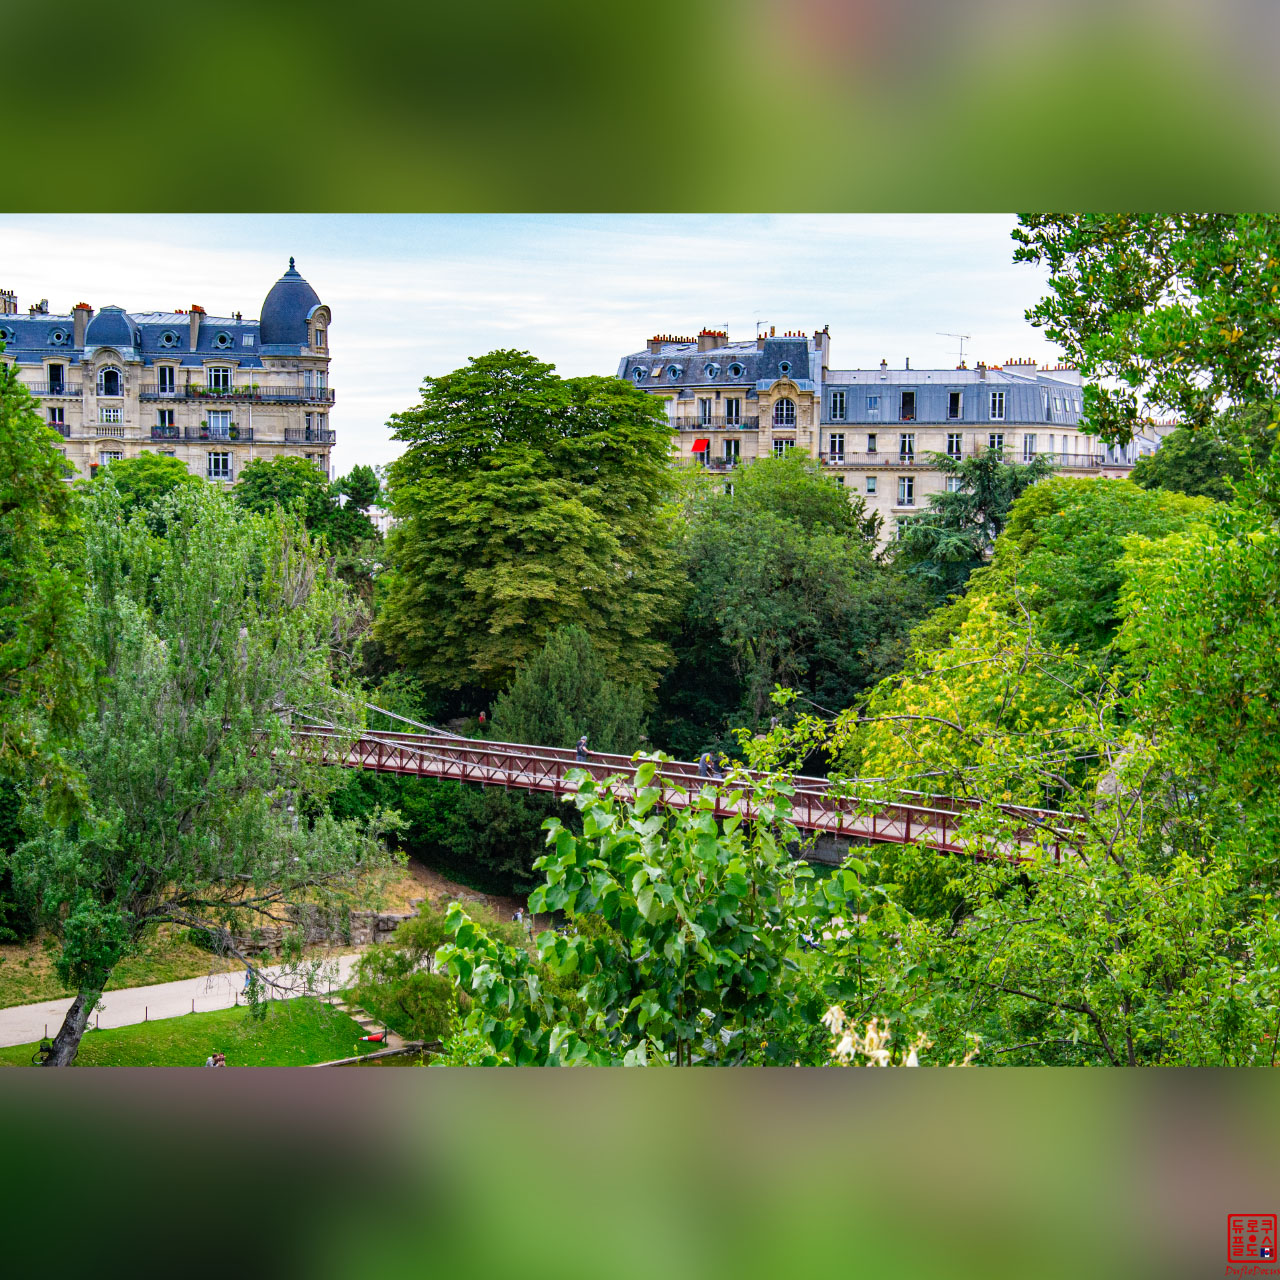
701,457,741,471
27,381,82,397
183,426,254,442
95,425,127,439
49,422,71,437
140,384,336,405
284,428,335,445
822,451,923,468
677,415,759,431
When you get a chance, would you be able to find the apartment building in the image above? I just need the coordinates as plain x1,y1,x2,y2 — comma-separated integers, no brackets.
0,259,335,483
617,327,1133,542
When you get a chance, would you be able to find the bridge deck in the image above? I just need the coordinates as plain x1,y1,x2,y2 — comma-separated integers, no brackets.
292,727,1079,862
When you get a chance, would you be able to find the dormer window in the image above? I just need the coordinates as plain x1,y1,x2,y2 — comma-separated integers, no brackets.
49,329,68,346
97,365,123,397
728,362,744,378
314,327,326,349
214,331,233,349
0,327,13,344
632,367,645,382
668,365,682,380
779,361,791,376
160,330,178,348
704,362,720,379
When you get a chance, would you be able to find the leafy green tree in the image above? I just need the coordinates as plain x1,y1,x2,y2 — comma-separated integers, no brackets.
1130,408,1276,503
377,351,679,696
236,455,335,528
336,463,381,511
1013,214,1280,444
446,625,650,893
91,452,201,522
438,763,886,1065
893,448,1055,597
652,455,922,758
15,482,395,1065
0,359,86,799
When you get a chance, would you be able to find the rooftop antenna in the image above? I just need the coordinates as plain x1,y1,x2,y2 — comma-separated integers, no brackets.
938,331,971,366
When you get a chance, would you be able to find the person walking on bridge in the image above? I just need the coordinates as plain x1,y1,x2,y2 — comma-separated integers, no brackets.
575,735,589,763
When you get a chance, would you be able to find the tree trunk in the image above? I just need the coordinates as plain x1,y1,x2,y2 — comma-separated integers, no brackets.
41,986,102,1067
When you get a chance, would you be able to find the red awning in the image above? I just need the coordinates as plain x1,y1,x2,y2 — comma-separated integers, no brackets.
692,438,710,452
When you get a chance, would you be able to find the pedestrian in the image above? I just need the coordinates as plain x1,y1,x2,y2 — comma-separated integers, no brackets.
698,752,712,778
575,734,589,763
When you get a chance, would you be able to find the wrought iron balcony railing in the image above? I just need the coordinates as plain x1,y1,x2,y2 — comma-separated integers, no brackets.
140,384,336,405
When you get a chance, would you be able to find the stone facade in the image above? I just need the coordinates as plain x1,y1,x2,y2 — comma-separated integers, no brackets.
0,259,334,483
617,328,1148,546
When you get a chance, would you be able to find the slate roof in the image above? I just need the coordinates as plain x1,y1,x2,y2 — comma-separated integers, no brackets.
616,336,817,391
260,258,321,346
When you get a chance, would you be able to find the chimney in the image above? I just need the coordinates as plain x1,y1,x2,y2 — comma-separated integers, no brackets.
189,304,205,351
647,335,663,355
27,298,48,316
0,289,16,315
770,326,775,337
977,361,987,380
697,328,726,353
905,357,910,370
880,358,888,370
756,333,767,350
73,302,93,347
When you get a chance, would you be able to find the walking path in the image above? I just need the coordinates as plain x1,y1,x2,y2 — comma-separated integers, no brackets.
0,952,363,1048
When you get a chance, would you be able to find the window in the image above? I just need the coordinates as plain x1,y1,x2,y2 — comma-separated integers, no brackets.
772,439,794,457
99,406,122,424
47,363,64,393
725,397,741,426
867,432,877,453
946,431,962,458
632,367,646,382
207,366,231,391
99,449,123,466
704,362,720,379
157,408,175,432
866,395,880,416
723,438,740,463
828,432,844,462
988,432,1005,453
833,475,844,488
241,334,254,347
317,371,327,392
728,362,743,379
897,476,915,506
779,361,791,376
314,327,326,349
97,365,122,397
668,365,682,380
990,390,1005,420
723,482,734,496
48,407,64,428
158,366,175,394
830,389,846,420
946,475,962,493
207,451,232,480
948,391,962,420
206,410,231,439
1023,434,1037,461
899,432,915,461
1048,434,1055,457
1044,391,1053,422
49,329,68,346
866,476,877,494
214,332,232,349
698,397,713,425
773,398,796,426
900,390,916,421
160,330,178,348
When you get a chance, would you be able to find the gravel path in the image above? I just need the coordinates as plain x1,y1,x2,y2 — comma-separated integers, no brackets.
0,952,363,1049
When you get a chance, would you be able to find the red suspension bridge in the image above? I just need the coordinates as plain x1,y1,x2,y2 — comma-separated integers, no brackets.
291,722,1082,862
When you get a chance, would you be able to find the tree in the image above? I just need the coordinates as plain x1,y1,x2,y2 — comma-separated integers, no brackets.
91,452,201,523
438,762,885,1066
336,463,381,512
1130,407,1276,503
1012,214,1280,444
376,351,680,696
15,482,396,1065
443,625,650,893
0,358,86,798
651,455,922,758
235,455,335,529
893,448,1055,597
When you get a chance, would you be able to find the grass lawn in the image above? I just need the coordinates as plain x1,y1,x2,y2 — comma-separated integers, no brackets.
0,998,370,1068
0,929,240,1010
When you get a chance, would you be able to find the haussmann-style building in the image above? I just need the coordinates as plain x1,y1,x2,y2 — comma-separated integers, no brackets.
0,258,335,484
616,326,1147,543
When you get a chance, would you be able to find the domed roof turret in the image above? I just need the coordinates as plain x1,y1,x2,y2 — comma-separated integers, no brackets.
260,257,321,346
85,305,137,349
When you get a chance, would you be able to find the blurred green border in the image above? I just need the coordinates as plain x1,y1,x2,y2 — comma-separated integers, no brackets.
3,1,1277,211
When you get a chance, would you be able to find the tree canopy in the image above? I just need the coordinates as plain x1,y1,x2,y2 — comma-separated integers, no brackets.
376,351,680,696
235,456,380,552
89,452,202,522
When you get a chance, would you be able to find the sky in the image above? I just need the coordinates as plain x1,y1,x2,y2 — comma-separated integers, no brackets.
0,214,1062,475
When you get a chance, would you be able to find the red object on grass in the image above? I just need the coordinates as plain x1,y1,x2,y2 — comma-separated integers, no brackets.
360,1032,386,1043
